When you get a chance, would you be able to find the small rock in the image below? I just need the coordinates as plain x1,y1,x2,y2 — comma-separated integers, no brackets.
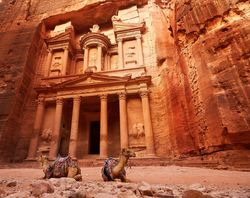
189,183,206,192
31,180,54,197
0,188,6,196
0,179,7,184
182,190,203,198
5,191,32,198
117,190,137,198
7,181,17,187
95,193,117,198
138,182,153,196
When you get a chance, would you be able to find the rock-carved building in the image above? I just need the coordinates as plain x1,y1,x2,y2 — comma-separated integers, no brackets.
0,0,249,166
27,14,156,160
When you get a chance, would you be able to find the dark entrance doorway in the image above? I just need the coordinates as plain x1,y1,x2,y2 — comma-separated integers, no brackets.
89,121,100,154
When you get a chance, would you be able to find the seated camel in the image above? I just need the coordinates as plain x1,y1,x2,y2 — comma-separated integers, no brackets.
101,148,136,182
38,155,82,181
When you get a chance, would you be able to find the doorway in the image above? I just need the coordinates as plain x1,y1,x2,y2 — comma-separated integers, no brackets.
89,121,100,154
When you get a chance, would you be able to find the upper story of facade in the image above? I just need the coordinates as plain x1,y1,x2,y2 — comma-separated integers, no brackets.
40,4,156,84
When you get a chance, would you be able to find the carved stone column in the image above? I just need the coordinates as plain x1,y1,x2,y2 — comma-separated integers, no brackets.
97,45,102,71
104,53,109,71
69,96,81,159
136,35,144,66
27,98,45,160
140,91,155,155
117,38,124,69
46,49,53,76
119,92,128,149
62,48,69,75
107,54,111,70
83,47,89,72
49,98,63,160
100,94,108,158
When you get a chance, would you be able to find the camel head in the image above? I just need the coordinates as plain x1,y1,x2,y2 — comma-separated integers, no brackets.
37,155,54,179
121,148,136,158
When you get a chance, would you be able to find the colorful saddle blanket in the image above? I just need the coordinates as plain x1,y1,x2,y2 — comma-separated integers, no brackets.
45,156,78,179
101,157,126,181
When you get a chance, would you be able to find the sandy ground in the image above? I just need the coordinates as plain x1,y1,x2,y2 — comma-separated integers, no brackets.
0,166,249,187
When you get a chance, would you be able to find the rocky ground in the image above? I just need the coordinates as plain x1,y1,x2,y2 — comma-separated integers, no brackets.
0,166,249,198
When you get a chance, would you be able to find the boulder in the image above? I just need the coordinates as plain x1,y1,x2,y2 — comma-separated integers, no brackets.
138,182,153,196
31,181,54,197
6,181,17,187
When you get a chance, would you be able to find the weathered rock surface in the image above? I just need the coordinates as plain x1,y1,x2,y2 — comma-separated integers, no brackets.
0,177,249,198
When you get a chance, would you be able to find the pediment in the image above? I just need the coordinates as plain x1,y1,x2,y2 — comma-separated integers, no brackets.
46,31,72,44
54,72,130,89
113,21,145,32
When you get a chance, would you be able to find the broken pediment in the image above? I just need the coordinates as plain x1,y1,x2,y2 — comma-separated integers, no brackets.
46,27,75,46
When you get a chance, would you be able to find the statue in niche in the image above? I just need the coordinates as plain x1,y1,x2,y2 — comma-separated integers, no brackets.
130,123,145,138
51,57,62,72
38,128,52,154
89,53,97,66
126,46,136,58
40,128,52,143
90,24,100,33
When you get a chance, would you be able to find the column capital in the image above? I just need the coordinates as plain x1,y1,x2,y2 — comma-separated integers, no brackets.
37,97,45,105
73,96,81,102
56,98,63,105
140,91,149,98
118,92,127,100
100,94,108,101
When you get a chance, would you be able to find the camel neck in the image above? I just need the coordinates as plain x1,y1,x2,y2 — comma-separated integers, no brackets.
112,155,128,177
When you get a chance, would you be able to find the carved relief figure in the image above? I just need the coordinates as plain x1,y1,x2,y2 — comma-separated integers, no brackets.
40,128,52,143
131,122,145,138
38,128,52,155
89,48,97,67
129,122,145,149
50,56,62,75
123,41,137,67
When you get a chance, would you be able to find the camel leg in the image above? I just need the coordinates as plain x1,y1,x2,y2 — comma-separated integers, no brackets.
120,175,127,182
74,174,82,181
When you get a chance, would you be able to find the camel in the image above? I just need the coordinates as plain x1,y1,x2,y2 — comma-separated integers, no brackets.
38,155,82,181
101,148,136,182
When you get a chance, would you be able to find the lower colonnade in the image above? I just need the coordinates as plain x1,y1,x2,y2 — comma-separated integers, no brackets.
27,90,155,160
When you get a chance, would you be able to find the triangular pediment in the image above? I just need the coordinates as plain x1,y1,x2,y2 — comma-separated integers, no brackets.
54,72,130,89
113,21,145,32
46,31,72,44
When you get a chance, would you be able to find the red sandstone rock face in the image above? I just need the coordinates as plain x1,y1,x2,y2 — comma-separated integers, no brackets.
0,0,249,163
160,0,250,155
